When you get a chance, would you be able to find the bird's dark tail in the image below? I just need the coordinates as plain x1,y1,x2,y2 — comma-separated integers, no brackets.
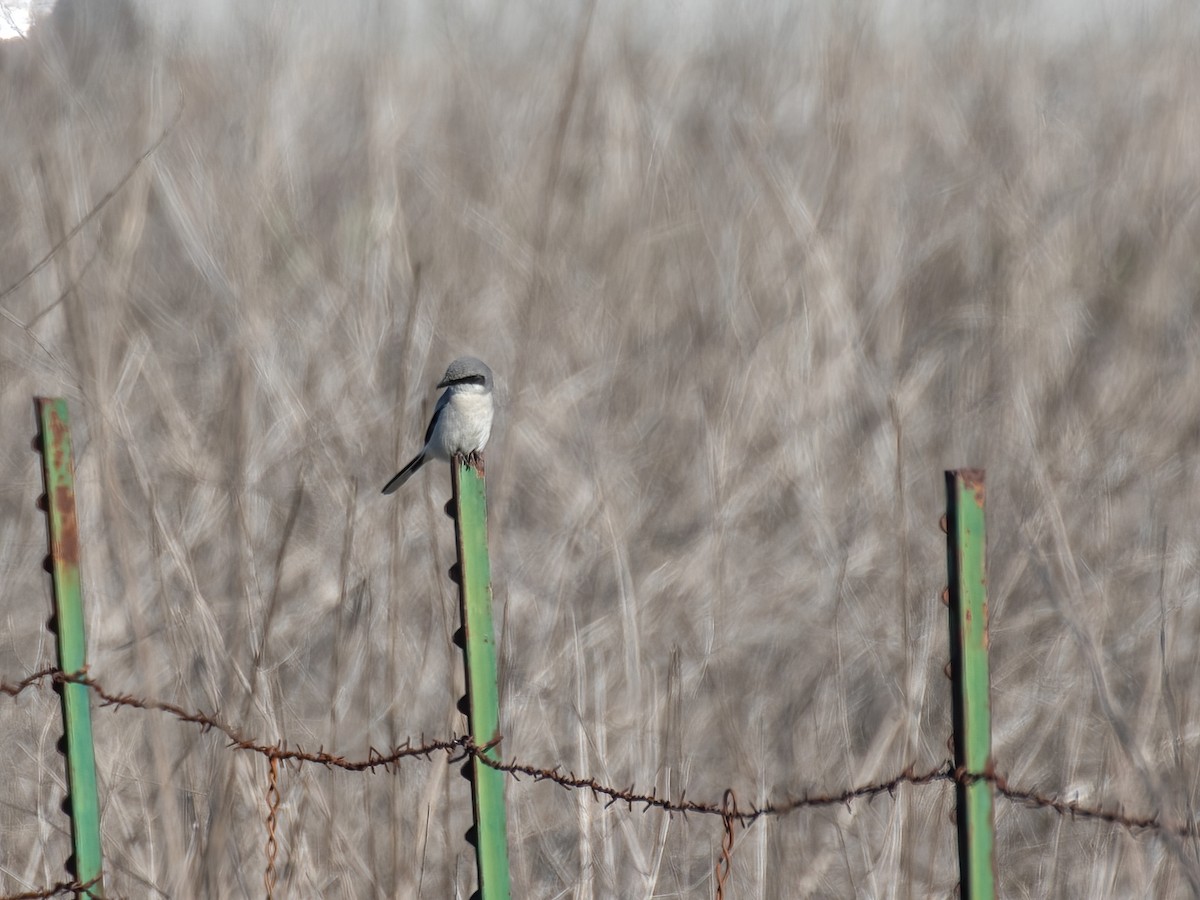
382,453,425,494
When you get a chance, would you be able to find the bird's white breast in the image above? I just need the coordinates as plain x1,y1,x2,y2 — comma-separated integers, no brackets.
429,387,494,458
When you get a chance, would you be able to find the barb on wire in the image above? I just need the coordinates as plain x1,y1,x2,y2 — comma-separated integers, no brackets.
0,875,102,900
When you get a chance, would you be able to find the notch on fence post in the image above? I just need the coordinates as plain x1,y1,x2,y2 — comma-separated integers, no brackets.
35,398,106,899
451,456,511,900
944,469,996,900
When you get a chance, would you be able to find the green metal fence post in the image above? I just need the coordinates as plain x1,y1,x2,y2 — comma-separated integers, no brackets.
36,398,106,899
944,469,996,900
451,457,511,900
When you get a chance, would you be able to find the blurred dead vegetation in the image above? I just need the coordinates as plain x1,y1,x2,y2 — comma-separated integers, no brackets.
2,0,1200,896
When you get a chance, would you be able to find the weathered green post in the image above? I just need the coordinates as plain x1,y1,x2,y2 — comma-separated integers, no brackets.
944,469,996,900
36,398,106,898
451,456,511,900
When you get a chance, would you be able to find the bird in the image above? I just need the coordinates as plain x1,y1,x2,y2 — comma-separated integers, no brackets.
382,356,495,493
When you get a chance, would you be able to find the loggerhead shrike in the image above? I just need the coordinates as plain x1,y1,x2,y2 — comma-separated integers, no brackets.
382,356,495,493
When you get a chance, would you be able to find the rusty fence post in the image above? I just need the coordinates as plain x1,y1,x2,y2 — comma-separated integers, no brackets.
944,469,996,900
36,398,106,898
451,456,511,900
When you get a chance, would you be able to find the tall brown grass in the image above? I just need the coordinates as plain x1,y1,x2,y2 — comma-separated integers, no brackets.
2,1,1200,896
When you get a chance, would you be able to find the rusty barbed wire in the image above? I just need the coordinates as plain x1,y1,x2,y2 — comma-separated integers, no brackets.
989,771,1197,838
0,875,102,900
0,666,60,698
265,756,281,900
1,668,467,771
3,667,1198,845
468,742,953,824
714,789,738,900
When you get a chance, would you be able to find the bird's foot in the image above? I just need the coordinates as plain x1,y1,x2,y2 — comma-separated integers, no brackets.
452,450,484,471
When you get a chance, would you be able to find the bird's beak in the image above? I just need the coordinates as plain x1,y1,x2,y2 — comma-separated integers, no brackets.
436,378,450,389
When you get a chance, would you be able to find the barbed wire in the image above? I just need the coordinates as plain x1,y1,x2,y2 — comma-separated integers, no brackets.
468,741,953,823
0,876,101,899
2,667,1196,900
714,790,738,900
264,756,281,900
6,667,1195,834
3,667,466,770
0,666,60,698
991,772,1196,838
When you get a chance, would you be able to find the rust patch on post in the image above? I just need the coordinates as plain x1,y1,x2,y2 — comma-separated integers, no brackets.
40,402,80,568
53,485,80,566
49,407,70,469
956,468,986,506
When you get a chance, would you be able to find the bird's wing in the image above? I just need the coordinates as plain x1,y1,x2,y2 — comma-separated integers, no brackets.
424,388,451,445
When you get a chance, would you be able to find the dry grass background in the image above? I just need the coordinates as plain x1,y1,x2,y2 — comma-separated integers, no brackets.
2,0,1200,896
